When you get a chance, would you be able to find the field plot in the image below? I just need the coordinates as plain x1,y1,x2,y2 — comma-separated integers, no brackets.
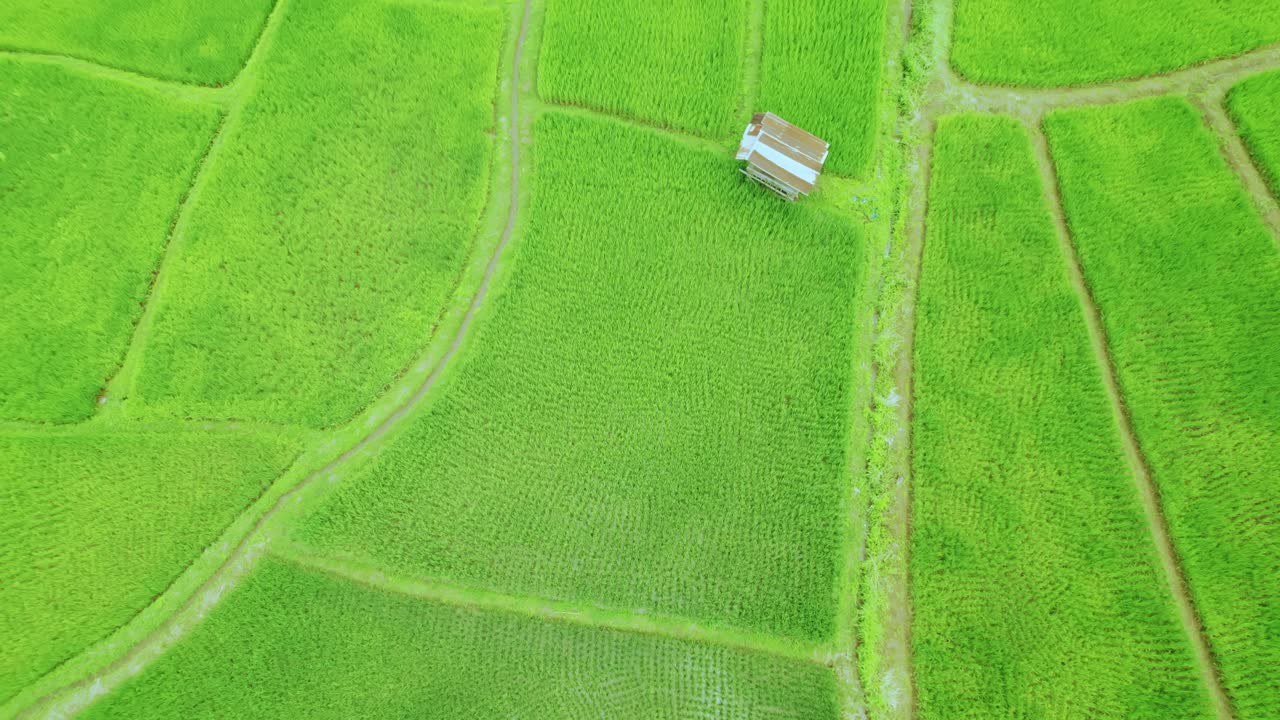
292,111,865,642
912,115,1210,719
0,59,220,423
82,556,838,719
538,0,746,137
0,429,297,704
1228,69,1280,195
130,0,505,428
950,0,1280,86
757,0,887,177
0,0,272,85
1046,97,1280,718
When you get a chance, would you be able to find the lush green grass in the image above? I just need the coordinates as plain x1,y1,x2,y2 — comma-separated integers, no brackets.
130,0,505,428
1228,69,1280,196
0,0,272,85
757,0,887,177
1046,97,1280,719
0,429,297,704
951,0,1280,86
912,114,1210,719
82,555,838,719
292,110,864,642
538,0,746,137
0,59,221,423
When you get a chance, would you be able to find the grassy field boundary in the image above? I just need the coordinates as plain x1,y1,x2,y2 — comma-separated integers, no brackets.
0,50,233,106
274,545,830,666
4,2,532,716
527,100,727,154
1031,124,1234,720
937,39,1280,122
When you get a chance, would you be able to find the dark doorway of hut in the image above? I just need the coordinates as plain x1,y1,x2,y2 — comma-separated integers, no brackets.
736,112,829,201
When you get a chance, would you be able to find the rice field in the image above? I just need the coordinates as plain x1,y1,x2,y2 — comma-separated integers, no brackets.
757,0,888,176
0,0,272,84
538,0,746,137
950,0,1280,85
4,0,1280,717
1045,96,1280,718
291,110,866,642
128,0,506,428
1229,69,1280,195
0,429,297,704
911,114,1209,719
0,59,221,423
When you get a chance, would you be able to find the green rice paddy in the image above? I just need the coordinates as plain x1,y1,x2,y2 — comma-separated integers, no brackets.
80,556,840,719
2,0,1278,717
129,0,506,428
757,0,888,176
538,0,745,138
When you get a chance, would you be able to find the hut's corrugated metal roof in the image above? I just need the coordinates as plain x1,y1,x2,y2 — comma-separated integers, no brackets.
735,112,829,194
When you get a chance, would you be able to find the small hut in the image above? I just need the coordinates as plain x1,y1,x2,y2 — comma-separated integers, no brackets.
735,112,829,201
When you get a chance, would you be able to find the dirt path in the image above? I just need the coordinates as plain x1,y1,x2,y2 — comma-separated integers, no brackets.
940,43,1280,121
1030,126,1234,720
17,2,534,717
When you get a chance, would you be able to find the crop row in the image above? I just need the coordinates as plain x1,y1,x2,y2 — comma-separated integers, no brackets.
1046,96,1280,718
912,114,1210,719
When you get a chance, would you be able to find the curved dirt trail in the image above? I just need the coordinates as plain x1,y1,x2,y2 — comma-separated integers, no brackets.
17,1,533,717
